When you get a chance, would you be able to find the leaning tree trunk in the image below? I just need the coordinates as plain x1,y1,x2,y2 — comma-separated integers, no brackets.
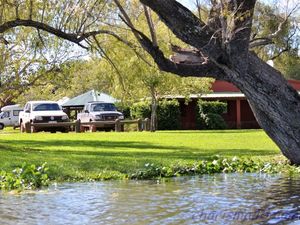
230,53,300,164
136,0,300,164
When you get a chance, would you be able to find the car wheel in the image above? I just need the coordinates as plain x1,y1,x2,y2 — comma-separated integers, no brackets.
0,123,4,130
31,124,37,133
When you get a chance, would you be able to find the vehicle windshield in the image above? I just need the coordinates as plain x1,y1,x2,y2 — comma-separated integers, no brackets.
91,103,116,112
33,103,61,111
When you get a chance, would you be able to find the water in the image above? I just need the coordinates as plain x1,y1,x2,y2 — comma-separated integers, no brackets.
1,173,300,225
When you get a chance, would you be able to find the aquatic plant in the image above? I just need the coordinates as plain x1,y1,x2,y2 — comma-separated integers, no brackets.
130,156,298,180
0,163,49,191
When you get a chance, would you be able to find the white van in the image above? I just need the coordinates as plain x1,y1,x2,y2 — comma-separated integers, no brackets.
0,104,23,130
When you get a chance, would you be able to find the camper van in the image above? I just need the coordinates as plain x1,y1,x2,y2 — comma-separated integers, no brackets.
0,104,23,130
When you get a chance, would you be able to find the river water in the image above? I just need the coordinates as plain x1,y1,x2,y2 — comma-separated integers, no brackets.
1,173,300,225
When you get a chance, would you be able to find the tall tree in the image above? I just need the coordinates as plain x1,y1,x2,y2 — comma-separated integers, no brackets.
252,2,300,79
1,0,300,164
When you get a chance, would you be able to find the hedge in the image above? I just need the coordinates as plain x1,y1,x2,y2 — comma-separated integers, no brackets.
197,100,227,130
130,99,181,130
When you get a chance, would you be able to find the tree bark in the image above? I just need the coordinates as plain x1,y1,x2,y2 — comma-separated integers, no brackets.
230,53,300,164
150,87,158,132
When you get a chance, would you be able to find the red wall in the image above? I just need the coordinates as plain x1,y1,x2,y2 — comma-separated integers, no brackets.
240,100,260,128
179,100,197,129
179,98,260,129
221,100,237,129
178,79,300,129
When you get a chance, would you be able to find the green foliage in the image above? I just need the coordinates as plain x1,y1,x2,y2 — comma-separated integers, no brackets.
131,99,181,130
200,113,227,130
130,101,151,119
157,99,181,130
130,155,299,179
197,100,227,130
198,100,227,114
274,51,300,79
0,163,49,191
252,2,300,78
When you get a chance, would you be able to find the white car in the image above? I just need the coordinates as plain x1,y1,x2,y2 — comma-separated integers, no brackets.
0,104,23,130
19,101,70,133
77,101,124,131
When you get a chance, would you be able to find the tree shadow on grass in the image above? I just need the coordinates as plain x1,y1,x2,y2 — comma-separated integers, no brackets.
0,139,278,160
161,130,263,134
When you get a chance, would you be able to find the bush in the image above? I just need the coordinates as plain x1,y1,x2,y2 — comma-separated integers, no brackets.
201,113,227,130
130,99,181,130
130,101,151,119
198,100,227,114
120,106,131,119
197,100,227,129
157,99,181,130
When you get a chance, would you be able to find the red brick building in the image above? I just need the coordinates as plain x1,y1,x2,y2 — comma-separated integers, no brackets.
177,80,300,129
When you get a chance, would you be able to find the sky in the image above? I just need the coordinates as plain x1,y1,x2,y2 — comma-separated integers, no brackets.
177,0,299,13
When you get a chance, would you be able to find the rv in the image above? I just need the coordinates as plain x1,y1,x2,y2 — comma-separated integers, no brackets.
0,104,23,129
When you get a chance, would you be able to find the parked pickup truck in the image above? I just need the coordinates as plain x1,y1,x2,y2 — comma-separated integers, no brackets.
19,101,70,133
77,101,124,131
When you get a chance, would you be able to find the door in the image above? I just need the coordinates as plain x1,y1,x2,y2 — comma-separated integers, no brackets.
21,103,31,124
12,110,22,126
1,111,12,126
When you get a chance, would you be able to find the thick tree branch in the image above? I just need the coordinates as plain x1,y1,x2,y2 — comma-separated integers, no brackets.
143,5,158,47
227,0,256,55
0,19,88,48
0,19,141,51
112,0,225,78
120,15,224,79
140,0,221,57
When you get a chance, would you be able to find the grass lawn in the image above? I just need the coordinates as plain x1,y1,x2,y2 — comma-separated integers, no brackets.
0,129,282,181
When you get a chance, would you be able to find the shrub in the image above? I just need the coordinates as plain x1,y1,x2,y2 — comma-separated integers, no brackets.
157,99,181,130
130,99,181,130
130,101,151,119
201,113,227,130
198,100,227,114
197,100,227,129
120,106,131,119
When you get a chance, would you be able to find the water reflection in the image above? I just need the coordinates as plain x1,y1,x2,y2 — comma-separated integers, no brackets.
1,174,300,225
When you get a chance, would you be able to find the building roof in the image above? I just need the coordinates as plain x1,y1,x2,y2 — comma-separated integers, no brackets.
62,90,117,107
211,80,300,92
164,93,245,99
164,79,300,100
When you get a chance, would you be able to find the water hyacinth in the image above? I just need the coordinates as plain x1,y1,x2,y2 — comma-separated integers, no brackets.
130,156,297,180
0,163,49,191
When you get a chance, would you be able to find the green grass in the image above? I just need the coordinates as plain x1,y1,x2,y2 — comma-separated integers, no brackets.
0,129,282,181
